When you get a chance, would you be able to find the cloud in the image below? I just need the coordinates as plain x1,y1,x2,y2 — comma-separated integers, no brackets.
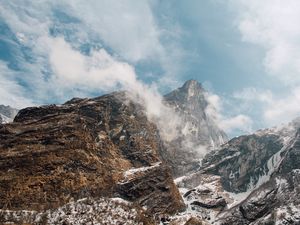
233,87,273,104
219,115,253,134
48,37,137,91
205,93,253,134
46,37,182,142
0,62,34,108
263,87,300,125
228,0,300,128
231,0,300,85
65,0,164,63
0,0,185,104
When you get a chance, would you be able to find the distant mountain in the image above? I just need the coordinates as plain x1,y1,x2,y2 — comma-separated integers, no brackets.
162,80,228,176
165,79,227,148
0,105,18,123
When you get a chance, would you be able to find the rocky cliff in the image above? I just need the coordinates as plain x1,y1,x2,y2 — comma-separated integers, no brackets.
1,80,299,224
164,80,227,149
161,80,227,177
0,92,185,224
215,122,300,224
177,118,300,224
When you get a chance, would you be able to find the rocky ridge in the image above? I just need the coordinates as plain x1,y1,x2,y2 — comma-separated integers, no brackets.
1,80,299,224
0,92,185,224
177,118,300,224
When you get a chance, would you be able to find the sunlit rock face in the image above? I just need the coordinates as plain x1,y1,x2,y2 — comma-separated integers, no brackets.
0,92,184,224
162,80,228,177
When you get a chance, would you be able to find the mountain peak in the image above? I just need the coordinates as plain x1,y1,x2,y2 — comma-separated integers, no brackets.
181,79,204,97
182,79,202,88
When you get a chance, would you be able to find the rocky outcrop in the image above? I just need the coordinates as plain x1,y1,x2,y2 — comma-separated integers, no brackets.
201,133,284,192
0,92,184,224
162,80,228,177
217,128,300,224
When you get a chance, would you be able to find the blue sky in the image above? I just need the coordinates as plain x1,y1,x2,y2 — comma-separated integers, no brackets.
1,0,300,137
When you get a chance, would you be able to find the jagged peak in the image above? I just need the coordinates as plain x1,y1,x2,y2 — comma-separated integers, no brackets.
181,79,204,94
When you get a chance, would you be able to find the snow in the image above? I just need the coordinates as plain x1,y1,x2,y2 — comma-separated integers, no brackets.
119,135,126,141
0,197,140,225
274,204,300,225
123,162,161,177
0,113,13,123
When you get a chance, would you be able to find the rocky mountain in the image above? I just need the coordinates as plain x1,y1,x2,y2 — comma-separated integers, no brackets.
1,80,299,224
0,105,18,123
177,118,300,224
0,92,186,224
162,80,228,177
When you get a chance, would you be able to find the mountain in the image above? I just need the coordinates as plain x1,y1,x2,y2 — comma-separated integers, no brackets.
0,92,185,224
0,105,18,123
177,117,300,224
162,80,228,176
216,119,300,224
1,80,299,224
164,80,227,148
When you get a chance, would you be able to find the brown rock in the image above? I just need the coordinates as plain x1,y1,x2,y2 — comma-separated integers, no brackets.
0,92,184,217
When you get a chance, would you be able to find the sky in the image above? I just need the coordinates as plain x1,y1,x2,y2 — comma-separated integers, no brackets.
1,0,300,137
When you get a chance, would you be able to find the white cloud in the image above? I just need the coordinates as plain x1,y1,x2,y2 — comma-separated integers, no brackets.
219,115,253,134
232,0,300,85
263,87,300,125
0,0,185,104
205,93,253,134
48,37,137,91
233,87,273,104
66,0,164,63
229,0,300,128
0,62,34,108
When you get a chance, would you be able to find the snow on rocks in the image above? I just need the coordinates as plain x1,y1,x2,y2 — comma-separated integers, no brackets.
0,197,142,225
120,162,162,183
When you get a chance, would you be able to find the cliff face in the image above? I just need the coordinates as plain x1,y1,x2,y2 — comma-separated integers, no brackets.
164,80,227,149
217,127,300,225
0,92,184,224
177,118,300,224
163,80,228,177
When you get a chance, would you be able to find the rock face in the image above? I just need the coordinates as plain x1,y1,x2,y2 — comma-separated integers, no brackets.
162,80,228,177
201,119,298,193
0,92,184,224
217,128,300,225
0,105,18,123
177,118,300,224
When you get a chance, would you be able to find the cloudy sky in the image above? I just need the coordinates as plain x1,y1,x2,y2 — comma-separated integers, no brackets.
1,0,300,136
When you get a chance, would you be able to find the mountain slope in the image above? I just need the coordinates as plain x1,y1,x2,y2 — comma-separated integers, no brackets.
177,118,300,224
0,92,185,224
218,125,300,224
